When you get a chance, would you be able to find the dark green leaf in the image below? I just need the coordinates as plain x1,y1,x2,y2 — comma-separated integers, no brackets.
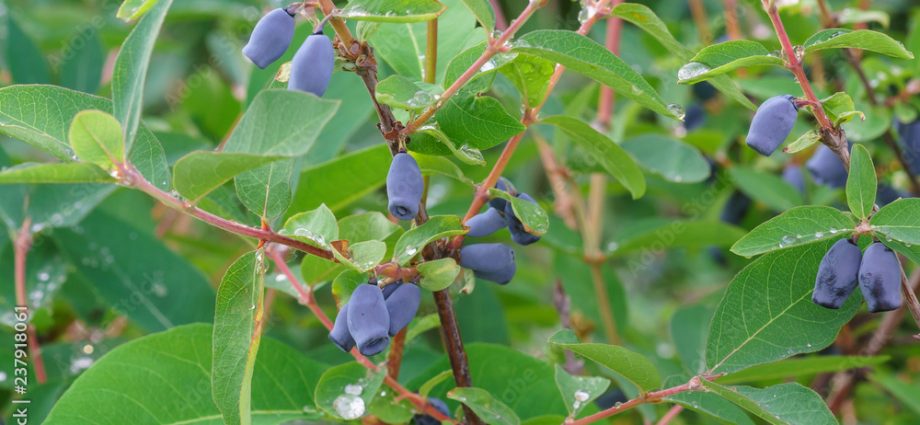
804,28,913,59
549,330,660,392
717,355,888,385
730,206,856,258
448,387,521,425
700,381,837,425
437,94,525,150
393,215,466,265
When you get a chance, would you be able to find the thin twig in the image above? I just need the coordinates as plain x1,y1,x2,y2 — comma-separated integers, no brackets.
267,248,455,423
13,218,48,385
723,0,742,40
688,0,712,44
655,404,684,425
567,376,705,425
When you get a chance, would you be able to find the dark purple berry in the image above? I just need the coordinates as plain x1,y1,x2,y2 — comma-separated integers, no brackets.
466,207,507,237
411,397,451,425
288,31,334,96
720,191,751,225
783,165,805,193
386,152,424,221
382,282,402,299
692,81,717,102
896,120,920,174
812,239,862,309
746,95,798,156
489,177,514,211
505,193,541,245
807,145,848,188
242,8,295,69
346,284,390,356
459,243,516,284
384,283,420,336
876,184,905,206
858,243,902,313
328,304,355,352
684,104,705,131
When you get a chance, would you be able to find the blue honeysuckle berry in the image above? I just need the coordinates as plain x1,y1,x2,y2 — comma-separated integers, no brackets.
719,191,751,225
895,119,920,173
384,283,420,336
386,152,424,221
410,397,451,425
242,8,295,69
783,164,805,193
807,144,848,188
328,304,355,352
812,239,862,309
505,193,541,246
459,243,516,284
745,95,798,156
346,284,390,356
858,242,902,313
489,177,514,211
288,31,335,96
466,207,507,238
684,103,706,131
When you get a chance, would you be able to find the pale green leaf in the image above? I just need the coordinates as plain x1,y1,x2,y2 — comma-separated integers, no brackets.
172,151,281,202
621,134,710,183
804,28,913,59
870,198,920,245
717,355,888,385
550,330,660,392
340,0,446,22
314,362,386,419
700,381,837,425
0,162,114,184
554,365,609,417
730,206,856,258
846,144,877,219
448,387,521,425
678,40,784,84
418,258,461,291
280,204,339,249
117,0,159,21
729,167,803,211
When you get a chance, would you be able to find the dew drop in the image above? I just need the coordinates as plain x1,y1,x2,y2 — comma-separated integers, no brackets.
574,390,590,402
667,104,686,121
344,384,364,396
333,394,365,420
677,62,711,82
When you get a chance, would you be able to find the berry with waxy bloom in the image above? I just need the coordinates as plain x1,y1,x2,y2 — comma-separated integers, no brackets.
242,8,295,69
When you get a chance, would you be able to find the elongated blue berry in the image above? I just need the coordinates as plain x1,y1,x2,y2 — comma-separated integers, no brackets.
288,31,335,96
387,152,424,220
807,145,847,188
467,207,506,237
505,193,540,245
783,165,805,193
411,397,451,425
459,243,516,284
384,283,420,336
242,8,295,69
896,120,920,173
858,243,902,312
720,191,751,225
876,184,904,206
692,81,717,102
346,284,390,356
684,104,705,131
382,282,401,299
746,95,798,156
489,178,513,211
813,239,862,309
329,305,355,352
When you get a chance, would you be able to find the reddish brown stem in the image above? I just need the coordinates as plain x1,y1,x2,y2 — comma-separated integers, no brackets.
489,0,508,30
567,377,705,425
655,404,684,425
432,289,481,425
267,248,455,423
13,219,48,385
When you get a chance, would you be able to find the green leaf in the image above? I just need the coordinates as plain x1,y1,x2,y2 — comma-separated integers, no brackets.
706,242,861,375
549,330,660,392
0,163,114,184
870,198,920,245
416,151,478,184
376,75,443,112
301,255,345,287
513,30,676,118
416,126,487,166
280,204,339,249
338,212,402,243
59,28,105,94
542,115,646,199
112,0,173,149
53,210,214,331
172,151,281,202
822,92,864,125
449,387,521,425
804,28,914,59
457,0,495,32
225,90,340,156
871,373,920,415
314,362,387,420
700,381,837,425
554,365,609,417
837,8,890,28
340,0,446,22
664,375,755,425
670,305,711,374
44,324,325,425
730,206,856,258
68,110,126,171
5,14,50,84
612,220,745,255
499,54,556,108
609,3,756,110
117,0,159,21
393,215,467,265
213,250,267,425
846,144,877,219
783,130,821,154
729,167,803,211
621,134,710,183
334,240,388,272
418,258,461,291
678,40,784,84
437,94,525,150
717,355,888,385
488,190,550,235
290,145,391,214
236,160,296,219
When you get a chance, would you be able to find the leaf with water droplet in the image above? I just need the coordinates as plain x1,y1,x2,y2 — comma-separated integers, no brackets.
393,215,466,265
448,387,521,425
804,28,914,59
677,40,784,84
553,365,609,417
315,362,387,420
731,206,856,257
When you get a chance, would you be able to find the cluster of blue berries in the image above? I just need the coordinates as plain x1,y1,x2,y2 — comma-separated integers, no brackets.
329,282,421,356
814,240,902,312
243,8,334,96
